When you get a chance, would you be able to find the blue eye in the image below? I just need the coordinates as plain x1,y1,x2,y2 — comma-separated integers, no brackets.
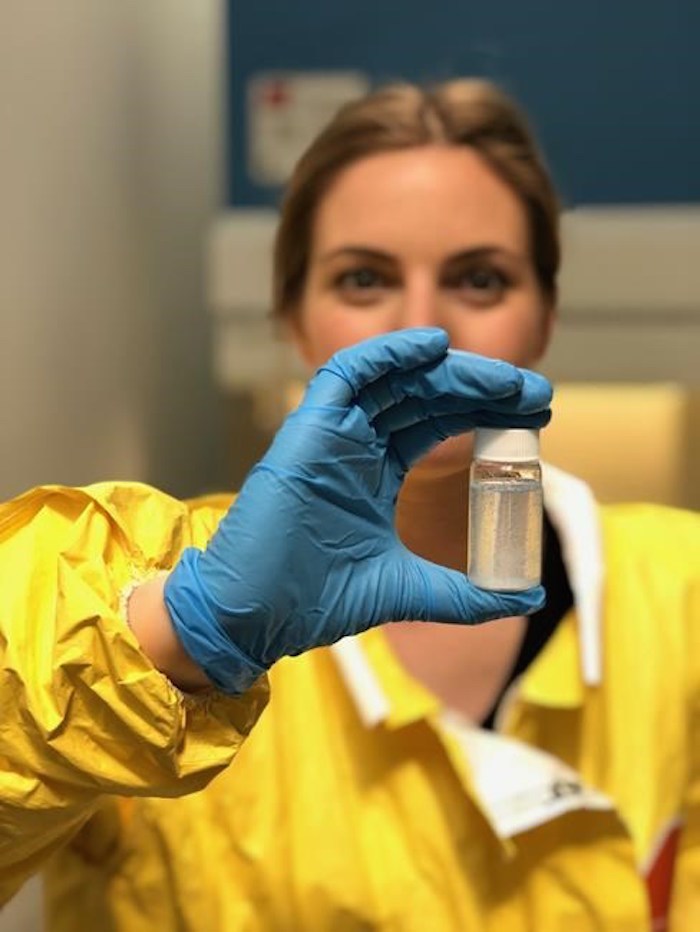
336,268,384,290
465,268,507,290
449,266,510,305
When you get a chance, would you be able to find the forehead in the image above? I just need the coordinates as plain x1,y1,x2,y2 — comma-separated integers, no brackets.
312,145,530,256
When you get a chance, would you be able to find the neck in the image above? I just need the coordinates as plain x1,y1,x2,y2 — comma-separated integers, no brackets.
396,466,470,571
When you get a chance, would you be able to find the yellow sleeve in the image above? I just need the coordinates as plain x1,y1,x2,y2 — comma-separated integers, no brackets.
670,578,700,930
0,482,269,903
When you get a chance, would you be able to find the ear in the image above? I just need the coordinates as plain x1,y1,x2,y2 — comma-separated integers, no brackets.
533,297,558,363
280,312,316,372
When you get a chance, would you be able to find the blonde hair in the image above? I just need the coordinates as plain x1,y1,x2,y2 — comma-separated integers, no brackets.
273,79,560,318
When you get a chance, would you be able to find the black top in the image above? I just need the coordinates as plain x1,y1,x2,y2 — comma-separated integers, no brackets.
480,511,574,730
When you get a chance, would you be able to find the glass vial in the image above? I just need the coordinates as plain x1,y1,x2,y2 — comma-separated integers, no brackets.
467,428,543,591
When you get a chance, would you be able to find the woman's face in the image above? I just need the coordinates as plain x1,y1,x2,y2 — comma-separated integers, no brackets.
291,145,556,476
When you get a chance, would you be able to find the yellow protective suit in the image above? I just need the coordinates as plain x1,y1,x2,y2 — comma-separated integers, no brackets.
0,480,698,931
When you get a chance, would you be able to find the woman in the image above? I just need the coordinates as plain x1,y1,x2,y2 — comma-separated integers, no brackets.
1,80,698,930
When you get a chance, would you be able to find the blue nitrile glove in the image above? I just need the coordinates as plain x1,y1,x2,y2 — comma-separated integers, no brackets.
164,328,552,694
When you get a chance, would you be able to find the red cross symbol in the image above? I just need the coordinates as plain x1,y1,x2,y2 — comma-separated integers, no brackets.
261,80,291,109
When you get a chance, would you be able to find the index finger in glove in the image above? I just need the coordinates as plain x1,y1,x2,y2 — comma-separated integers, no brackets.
356,348,527,421
302,328,451,407
371,366,552,435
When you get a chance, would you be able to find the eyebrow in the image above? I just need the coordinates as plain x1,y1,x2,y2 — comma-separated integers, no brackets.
318,245,524,264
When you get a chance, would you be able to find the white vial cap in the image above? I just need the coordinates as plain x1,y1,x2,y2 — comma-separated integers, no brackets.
473,428,540,462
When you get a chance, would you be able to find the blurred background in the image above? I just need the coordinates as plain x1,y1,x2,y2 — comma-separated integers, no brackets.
0,0,698,925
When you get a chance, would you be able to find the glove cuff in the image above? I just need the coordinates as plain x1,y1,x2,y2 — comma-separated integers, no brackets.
163,548,268,695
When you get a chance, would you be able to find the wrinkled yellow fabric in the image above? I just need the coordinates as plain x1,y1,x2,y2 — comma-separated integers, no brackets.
0,485,697,930
0,483,268,905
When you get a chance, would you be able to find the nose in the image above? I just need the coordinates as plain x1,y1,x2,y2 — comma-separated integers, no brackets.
399,276,441,330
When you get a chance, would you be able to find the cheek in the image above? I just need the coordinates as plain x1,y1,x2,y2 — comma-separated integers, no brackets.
295,299,397,369
447,304,548,368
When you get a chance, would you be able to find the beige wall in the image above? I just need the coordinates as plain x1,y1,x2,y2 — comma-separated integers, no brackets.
540,384,700,511
0,0,227,503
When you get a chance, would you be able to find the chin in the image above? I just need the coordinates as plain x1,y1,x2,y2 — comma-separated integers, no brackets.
410,433,475,478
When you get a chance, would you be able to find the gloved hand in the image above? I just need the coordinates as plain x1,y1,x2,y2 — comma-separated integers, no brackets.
164,328,552,694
